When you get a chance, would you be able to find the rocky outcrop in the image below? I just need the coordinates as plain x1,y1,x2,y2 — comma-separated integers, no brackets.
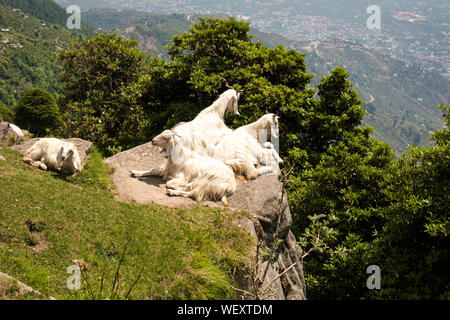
0,271,51,300
104,141,306,300
12,137,93,168
0,121,26,146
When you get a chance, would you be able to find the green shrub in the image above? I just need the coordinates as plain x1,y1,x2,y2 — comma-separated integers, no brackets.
13,87,61,136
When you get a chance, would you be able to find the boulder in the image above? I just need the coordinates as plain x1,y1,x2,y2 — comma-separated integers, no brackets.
12,137,93,167
104,141,306,300
0,271,54,300
0,121,25,146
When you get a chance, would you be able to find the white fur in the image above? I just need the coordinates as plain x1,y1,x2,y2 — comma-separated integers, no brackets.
130,89,240,180
23,138,81,174
234,113,279,140
168,89,240,156
139,132,236,205
211,114,283,180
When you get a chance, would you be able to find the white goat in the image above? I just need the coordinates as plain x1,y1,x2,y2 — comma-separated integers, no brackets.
234,113,280,140
130,89,240,178
170,89,240,156
140,131,236,206
212,114,283,180
23,138,81,174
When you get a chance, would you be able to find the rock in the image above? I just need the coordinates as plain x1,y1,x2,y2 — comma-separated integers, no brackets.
104,141,306,300
0,271,52,300
12,137,93,167
0,155,5,161
0,121,25,146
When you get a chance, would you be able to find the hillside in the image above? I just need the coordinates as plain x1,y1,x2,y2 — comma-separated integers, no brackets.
0,1,92,114
0,146,253,299
295,39,448,152
84,9,193,60
0,0,74,28
83,9,449,153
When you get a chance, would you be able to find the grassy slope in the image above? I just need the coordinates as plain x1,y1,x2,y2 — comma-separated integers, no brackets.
0,147,253,299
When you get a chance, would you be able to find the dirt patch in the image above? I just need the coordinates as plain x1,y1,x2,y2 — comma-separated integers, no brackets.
24,220,49,253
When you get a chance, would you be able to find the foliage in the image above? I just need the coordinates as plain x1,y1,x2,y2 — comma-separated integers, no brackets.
81,8,449,153
0,0,95,32
294,106,449,299
372,105,449,299
139,16,317,159
0,4,90,112
0,105,14,122
13,87,61,135
57,34,149,155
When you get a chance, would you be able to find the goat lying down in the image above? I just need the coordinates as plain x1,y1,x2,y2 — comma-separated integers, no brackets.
132,130,236,206
23,138,81,175
212,113,283,180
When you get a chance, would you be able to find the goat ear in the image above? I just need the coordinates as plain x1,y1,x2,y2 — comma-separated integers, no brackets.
162,130,173,140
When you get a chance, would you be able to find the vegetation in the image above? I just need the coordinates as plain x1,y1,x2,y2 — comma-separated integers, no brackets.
0,147,254,299
14,88,61,135
1,2,449,299
0,105,14,122
296,105,449,299
82,9,449,153
57,34,149,154
300,39,448,153
0,2,91,112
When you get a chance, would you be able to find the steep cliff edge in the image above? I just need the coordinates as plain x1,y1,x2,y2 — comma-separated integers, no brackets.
104,141,306,300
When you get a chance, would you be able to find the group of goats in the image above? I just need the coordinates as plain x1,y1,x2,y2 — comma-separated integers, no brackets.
130,89,283,206
20,89,283,207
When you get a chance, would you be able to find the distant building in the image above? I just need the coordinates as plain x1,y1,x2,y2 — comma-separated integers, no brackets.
0,29,10,32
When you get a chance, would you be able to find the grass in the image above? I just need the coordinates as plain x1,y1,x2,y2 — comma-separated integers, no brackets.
0,147,254,300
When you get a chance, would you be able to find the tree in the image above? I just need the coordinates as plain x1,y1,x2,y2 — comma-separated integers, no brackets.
57,34,149,154
373,105,449,299
14,87,61,135
139,16,315,154
294,105,449,299
0,105,14,123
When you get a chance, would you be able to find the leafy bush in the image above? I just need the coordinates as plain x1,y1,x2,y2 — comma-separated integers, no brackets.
13,87,61,135
295,106,449,299
0,105,14,123
57,34,149,155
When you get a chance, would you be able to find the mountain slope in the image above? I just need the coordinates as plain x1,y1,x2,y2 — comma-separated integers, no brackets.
295,39,448,152
0,2,91,111
0,0,72,27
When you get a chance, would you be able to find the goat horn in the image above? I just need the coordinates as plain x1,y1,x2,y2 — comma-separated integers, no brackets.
222,77,247,94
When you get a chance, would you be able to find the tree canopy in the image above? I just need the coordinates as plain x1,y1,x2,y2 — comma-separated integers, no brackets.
13,87,60,135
